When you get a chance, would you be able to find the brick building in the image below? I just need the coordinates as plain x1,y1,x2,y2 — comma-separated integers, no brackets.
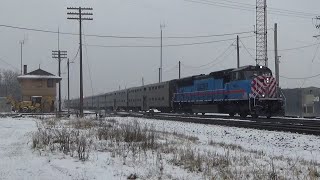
17,66,61,112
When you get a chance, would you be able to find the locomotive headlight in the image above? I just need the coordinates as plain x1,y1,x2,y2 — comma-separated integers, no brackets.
266,78,270,83
262,94,265,98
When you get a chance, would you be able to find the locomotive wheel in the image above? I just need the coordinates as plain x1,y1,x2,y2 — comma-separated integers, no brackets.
229,113,235,117
251,114,258,119
240,113,247,118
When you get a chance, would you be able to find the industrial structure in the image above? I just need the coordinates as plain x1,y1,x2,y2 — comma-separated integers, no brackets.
16,65,61,112
282,87,320,118
256,0,268,67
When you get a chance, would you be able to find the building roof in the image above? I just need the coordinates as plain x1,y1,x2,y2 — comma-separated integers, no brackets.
17,68,62,80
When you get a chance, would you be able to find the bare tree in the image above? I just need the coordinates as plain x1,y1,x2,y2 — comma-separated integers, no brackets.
0,69,21,99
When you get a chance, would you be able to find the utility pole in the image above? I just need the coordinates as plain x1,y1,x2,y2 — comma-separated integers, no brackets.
274,23,280,97
158,68,161,83
179,61,181,79
160,24,165,82
67,7,93,118
237,35,240,68
142,77,144,86
19,40,24,75
52,50,67,114
67,58,74,116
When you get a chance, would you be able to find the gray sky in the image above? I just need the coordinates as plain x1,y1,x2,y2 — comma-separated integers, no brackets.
0,0,320,99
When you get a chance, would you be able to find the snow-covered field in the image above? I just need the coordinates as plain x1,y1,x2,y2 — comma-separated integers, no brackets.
0,116,320,180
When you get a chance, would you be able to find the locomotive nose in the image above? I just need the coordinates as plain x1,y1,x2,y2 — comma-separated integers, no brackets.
251,76,277,98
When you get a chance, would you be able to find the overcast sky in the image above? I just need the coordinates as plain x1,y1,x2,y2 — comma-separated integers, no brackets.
0,0,320,99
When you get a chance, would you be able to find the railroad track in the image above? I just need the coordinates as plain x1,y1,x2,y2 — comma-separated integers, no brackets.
123,112,320,136
3,110,319,135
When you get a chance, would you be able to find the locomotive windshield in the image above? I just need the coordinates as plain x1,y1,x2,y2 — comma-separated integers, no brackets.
231,66,272,80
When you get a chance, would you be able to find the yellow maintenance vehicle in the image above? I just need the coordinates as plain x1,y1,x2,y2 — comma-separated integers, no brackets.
6,96,54,113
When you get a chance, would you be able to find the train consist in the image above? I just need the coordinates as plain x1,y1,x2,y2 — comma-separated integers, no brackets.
67,65,284,118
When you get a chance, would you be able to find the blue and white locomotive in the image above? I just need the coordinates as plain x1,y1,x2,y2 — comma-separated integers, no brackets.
173,65,284,118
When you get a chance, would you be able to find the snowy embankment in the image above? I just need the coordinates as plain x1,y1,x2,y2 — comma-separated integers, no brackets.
0,116,319,180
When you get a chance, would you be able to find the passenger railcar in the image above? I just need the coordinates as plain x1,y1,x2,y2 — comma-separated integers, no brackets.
67,65,284,118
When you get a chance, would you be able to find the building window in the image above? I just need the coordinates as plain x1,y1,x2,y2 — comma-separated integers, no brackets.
47,79,54,88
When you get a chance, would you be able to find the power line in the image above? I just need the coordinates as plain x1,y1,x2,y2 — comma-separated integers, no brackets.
245,42,320,52
181,40,235,69
83,28,95,99
189,0,318,18
85,35,254,48
280,73,320,80
199,47,236,70
0,57,20,71
280,41,320,80
163,64,179,73
184,0,316,19
205,0,319,17
71,47,80,62
0,24,255,40
239,39,255,60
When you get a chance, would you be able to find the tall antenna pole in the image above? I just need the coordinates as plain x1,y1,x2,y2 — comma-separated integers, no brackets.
256,0,268,67
237,35,240,68
58,28,60,50
19,40,24,75
160,24,165,82
274,23,280,97
179,61,181,79
67,7,93,118
158,68,161,83
67,59,70,115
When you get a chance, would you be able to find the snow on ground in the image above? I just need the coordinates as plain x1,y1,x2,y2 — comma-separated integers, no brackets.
118,117,320,162
0,116,320,179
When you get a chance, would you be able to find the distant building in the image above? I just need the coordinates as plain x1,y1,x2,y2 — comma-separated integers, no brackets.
282,87,320,118
17,65,61,112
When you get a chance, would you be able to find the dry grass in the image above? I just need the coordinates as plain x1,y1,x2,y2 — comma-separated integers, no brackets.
31,117,320,179
32,120,93,161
